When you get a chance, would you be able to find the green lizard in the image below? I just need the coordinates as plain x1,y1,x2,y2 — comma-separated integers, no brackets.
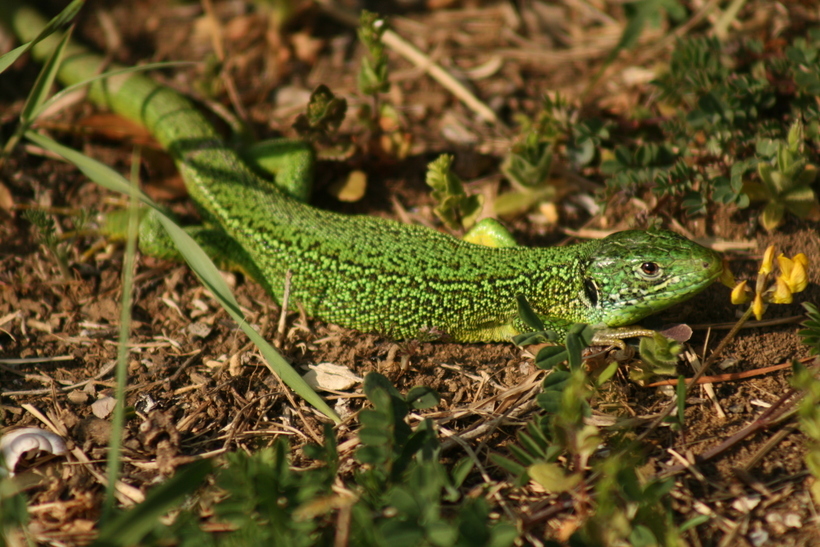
2,4,724,344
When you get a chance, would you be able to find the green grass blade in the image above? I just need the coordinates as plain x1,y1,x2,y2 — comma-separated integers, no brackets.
2,24,72,161
19,26,72,125
91,459,212,547
31,61,196,123
101,148,142,524
0,0,84,74
25,130,340,423
0,42,28,74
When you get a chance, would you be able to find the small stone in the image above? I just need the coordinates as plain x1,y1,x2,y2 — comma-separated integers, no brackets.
91,396,117,419
67,390,89,404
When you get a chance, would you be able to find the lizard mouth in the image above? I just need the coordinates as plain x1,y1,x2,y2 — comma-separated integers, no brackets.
707,253,728,284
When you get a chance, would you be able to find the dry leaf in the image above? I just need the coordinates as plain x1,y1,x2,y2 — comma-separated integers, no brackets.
304,363,362,391
0,181,14,211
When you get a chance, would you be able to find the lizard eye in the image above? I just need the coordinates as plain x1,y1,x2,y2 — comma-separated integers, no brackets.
639,262,661,278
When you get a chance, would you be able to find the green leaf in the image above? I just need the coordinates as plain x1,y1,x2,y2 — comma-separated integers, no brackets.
462,218,518,248
761,201,785,231
595,361,620,387
517,431,546,460
617,0,652,51
356,445,387,465
756,138,778,157
536,391,563,414
506,443,537,467
542,370,572,392
788,118,804,148
0,42,29,75
795,163,818,187
565,324,592,370
575,424,601,458
358,427,392,447
512,331,551,346
676,376,686,425
783,184,818,218
679,514,711,532
492,187,554,217
527,462,581,493
405,386,441,410
427,522,458,546
535,346,567,370
799,303,820,355
629,524,658,547
490,454,527,477
357,10,389,97
516,295,545,332
488,523,519,547
450,457,474,489
363,371,403,403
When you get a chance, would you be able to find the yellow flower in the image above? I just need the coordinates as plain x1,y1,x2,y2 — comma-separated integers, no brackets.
777,253,809,293
771,277,794,304
720,263,736,288
787,259,808,293
759,245,776,275
753,293,766,321
731,280,750,304
777,254,793,278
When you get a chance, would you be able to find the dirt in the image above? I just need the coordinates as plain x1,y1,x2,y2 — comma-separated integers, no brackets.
1,1,819,545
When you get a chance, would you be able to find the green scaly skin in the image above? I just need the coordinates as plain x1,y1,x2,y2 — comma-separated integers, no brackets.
3,5,724,343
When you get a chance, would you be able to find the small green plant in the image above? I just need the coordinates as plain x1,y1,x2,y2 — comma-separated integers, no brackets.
496,94,598,217
124,373,518,546
798,303,820,355
354,10,412,161
497,93,615,217
744,120,819,231
792,359,820,507
425,155,484,231
494,301,596,489
291,84,348,147
356,10,390,134
357,11,390,99
350,373,516,547
629,333,684,383
501,130,555,190
22,209,72,279
495,312,686,545
797,303,820,493
597,31,820,221
794,304,820,506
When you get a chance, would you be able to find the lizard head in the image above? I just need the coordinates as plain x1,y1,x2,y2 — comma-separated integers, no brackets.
581,229,724,327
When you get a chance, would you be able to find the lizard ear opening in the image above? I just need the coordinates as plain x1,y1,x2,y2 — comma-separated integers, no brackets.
583,278,599,307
